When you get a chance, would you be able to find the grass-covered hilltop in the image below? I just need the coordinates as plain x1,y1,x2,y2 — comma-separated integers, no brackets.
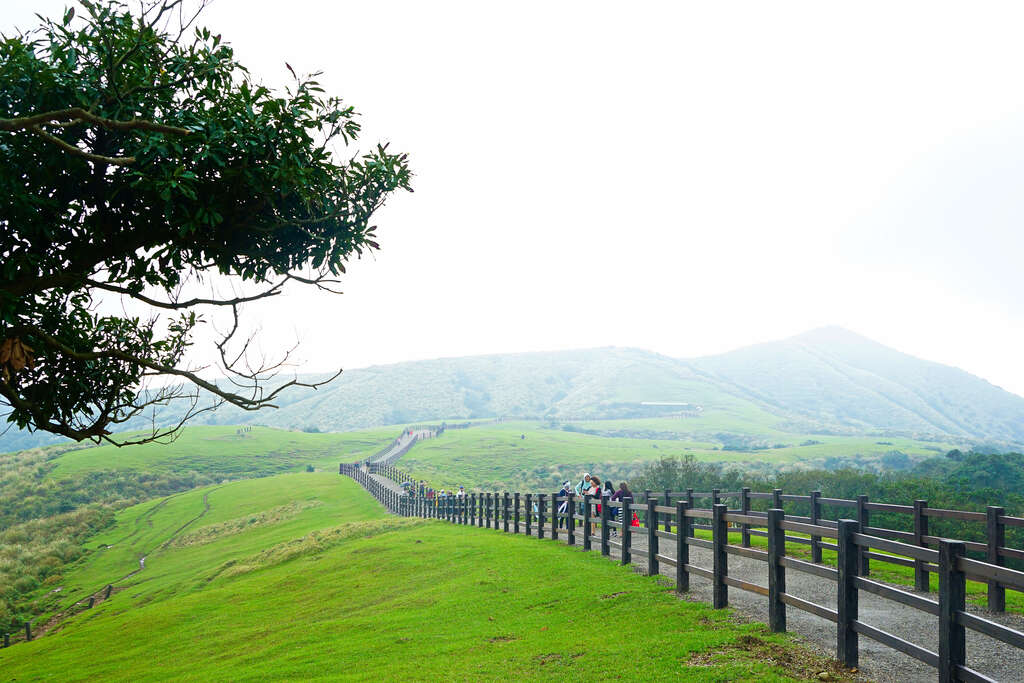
5,327,1024,454
1,466,854,682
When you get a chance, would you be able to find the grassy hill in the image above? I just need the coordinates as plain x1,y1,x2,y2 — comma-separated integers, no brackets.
0,425,398,630
691,326,1024,444
5,326,1019,454
46,424,397,479
400,420,955,491
0,474,849,681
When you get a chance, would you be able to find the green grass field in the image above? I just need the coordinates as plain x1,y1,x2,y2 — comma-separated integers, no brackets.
401,420,955,491
47,425,397,480
0,475,852,681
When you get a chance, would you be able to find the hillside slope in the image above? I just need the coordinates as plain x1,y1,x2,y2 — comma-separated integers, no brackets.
0,474,843,682
691,327,1024,443
5,327,1022,451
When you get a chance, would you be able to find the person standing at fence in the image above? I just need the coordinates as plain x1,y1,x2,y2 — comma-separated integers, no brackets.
611,482,632,537
573,475,589,511
557,480,571,528
589,476,603,516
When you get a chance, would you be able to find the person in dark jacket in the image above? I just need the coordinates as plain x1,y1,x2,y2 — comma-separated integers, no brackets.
557,480,571,528
610,482,632,533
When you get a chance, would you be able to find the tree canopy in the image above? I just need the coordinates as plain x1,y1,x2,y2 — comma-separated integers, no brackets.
0,0,412,445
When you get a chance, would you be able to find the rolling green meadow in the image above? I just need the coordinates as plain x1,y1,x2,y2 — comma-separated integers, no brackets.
0,473,851,682
403,419,956,491
46,425,399,479
0,415,1011,680
0,426,397,632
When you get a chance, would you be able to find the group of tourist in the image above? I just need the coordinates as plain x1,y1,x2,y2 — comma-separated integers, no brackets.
401,474,641,530
403,481,468,506
565,473,639,531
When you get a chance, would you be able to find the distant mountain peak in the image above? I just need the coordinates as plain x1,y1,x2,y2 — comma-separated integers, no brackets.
788,325,878,346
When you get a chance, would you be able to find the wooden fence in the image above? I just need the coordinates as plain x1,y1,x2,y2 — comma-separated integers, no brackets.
343,467,1024,682
655,487,1023,614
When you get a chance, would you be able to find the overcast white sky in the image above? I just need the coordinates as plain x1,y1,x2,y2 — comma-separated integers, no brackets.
6,0,1024,396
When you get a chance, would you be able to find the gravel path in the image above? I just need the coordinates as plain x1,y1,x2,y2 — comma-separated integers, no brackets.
447,513,1024,683
369,429,433,464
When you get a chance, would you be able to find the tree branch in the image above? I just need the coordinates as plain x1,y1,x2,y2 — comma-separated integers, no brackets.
84,278,287,309
29,125,136,166
0,107,191,136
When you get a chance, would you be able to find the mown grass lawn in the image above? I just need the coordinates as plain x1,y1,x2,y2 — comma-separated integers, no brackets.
48,425,396,479
1,477,852,682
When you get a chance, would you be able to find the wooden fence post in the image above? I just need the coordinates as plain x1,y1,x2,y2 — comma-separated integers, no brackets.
663,489,672,533
938,539,967,683
525,494,532,536
676,500,690,593
538,494,546,539
513,492,520,533
712,503,728,609
810,490,822,563
582,495,592,551
857,495,870,576
600,497,610,556
493,491,500,530
504,493,511,533
621,498,632,566
485,493,492,528
912,499,929,591
741,487,751,547
567,493,576,545
986,506,1005,612
772,488,782,510
767,508,786,633
24,622,31,642
712,488,720,506
836,519,859,668
551,492,559,541
648,497,659,576
104,584,112,600
686,488,694,512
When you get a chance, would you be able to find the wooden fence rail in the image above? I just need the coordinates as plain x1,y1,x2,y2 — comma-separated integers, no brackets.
341,467,1024,682
626,486,1024,614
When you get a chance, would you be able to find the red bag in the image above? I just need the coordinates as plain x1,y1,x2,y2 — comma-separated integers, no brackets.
631,512,640,527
